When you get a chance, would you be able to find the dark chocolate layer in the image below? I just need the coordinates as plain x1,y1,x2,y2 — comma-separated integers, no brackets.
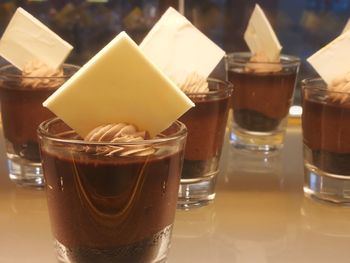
0,82,55,161
310,150,350,175
302,96,350,153
181,158,218,179
228,70,296,132
234,109,280,132
179,96,230,161
55,226,171,263
41,150,182,258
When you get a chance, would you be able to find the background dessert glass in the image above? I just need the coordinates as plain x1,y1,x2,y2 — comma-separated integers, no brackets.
0,64,79,187
302,78,350,204
38,118,187,263
225,52,300,151
178,78,232,209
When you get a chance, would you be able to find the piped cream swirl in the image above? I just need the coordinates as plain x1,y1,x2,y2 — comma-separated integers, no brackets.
328,72,350,103
84,123,155,157
21,60,64,88
179,72,209,93
245,52,282,73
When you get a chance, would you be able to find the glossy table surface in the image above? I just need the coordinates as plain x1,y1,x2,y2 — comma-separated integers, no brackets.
1,120,350,263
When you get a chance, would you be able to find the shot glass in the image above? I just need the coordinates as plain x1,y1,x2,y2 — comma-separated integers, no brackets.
302,78,350,204
178,78,232,208
38,118,187,263
225,52,300,151
0,64,79,187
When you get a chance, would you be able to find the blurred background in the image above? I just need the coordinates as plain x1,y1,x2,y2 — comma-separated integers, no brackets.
1,0,350,105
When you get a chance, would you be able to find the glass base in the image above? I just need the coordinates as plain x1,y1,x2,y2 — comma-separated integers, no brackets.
177,172,217,209
55,225,172,263
7,153,44,188
304,162,350,205
229,127,284,152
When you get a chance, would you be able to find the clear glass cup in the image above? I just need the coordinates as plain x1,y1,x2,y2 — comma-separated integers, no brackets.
302,78,350,204
0,64,79,187
38,118,187,263
178,78,233,208
225,52,300,151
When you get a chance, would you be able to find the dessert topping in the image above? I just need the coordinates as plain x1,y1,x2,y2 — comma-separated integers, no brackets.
84,123,155,157
140,7,224,92
174,72,209,93
21,60,64,88
0,7,72,71
244,4,282,64
328,71,350,103
85,123,147,142
245,52,282,73
44,32,194,138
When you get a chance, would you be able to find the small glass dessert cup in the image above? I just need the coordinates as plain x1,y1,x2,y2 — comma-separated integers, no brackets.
225,52,300,151
302,78,350,204
0,64,79,187
38,118,187,263
178,78,232,209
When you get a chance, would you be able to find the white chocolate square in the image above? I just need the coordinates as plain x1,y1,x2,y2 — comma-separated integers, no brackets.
0,7,72,70
140,7,225,80
44,32,194,138
244,4,282,62
342,18,350,34
308,30,350,84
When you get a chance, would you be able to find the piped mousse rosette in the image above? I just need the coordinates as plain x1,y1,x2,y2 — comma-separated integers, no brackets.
0,8,73,163
84,123,155,157
327,72,350,103
140,7,231,179
304,30,350,175
228,4,298,132
174,72,209,94
38,31,193,262
21,60,65,89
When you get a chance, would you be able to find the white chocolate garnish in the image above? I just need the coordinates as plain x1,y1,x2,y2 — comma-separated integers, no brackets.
308,30,350,85
43,32,194,138
140,7,225,85
244,4,282,63
0,7,72,70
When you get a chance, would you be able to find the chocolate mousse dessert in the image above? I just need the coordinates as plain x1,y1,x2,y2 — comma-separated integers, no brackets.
40,32,192,262
302,78,350,175
39,121,186,263
178,77,231,179
0,62,77,162
228,65,297,132
226,4,299,139
0,7,74,186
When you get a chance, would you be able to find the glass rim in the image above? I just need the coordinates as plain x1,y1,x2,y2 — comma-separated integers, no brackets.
225,52,300,66
38,117,188,146
0,63,80,80
184,77,233,96
301,77,350,95
301,77,326,88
